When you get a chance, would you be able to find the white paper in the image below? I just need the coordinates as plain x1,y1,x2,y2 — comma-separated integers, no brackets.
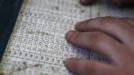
1,0,134,75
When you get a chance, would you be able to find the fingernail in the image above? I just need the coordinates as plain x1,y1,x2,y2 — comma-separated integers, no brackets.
64,59,71,67
75,22,82,29
66,31,74,38
76,22,82,26
64,58,78,72
65,31,75,41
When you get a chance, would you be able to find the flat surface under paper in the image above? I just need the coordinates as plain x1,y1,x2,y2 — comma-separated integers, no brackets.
1,0,134,75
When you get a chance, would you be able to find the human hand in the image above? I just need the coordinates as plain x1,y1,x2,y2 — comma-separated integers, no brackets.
65,17,134,75
80,0,134,7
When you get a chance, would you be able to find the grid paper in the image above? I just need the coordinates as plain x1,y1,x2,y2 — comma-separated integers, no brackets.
1,0,134,75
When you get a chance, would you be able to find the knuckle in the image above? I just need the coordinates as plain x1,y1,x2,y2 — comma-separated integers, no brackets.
97,17,113,26
96,17,127,27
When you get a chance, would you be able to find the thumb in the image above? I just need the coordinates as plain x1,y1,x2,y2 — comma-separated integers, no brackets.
80,0,97,6
65,58,114,75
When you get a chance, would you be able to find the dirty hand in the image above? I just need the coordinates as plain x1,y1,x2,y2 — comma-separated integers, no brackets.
65,17,134,75
80,0,134,7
